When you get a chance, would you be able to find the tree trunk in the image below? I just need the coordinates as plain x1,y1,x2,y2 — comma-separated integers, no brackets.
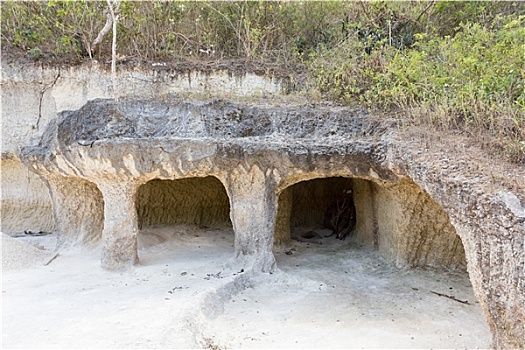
106,0,121,100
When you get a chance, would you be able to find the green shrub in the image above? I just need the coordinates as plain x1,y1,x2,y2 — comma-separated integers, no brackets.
28,47,42,59
375,17,524,162
1,1,349,63
308,14,525,162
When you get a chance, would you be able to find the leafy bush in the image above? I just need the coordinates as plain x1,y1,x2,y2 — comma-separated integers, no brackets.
309,14,525,163
379,17,524,162
1,1,350,63
2,0,106,61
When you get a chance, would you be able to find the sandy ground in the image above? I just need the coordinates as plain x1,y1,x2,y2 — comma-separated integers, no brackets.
2,225,491,349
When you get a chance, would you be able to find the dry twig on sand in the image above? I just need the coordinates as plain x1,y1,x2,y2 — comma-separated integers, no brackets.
44,253,60,266
430,290,470,305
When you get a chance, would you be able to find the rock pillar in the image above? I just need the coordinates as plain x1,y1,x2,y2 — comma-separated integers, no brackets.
227,165,277,272
97,180,140,270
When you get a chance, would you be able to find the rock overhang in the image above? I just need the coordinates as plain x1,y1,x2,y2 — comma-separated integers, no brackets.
22,97,400,183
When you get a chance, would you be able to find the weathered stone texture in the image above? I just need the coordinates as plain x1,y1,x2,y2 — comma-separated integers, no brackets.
274,175,466,269
97,181,140,270
0,157,55,233
373,178,466,268
1,62,282,154
274,186,293,245
136,177,231,229
1,62,284,240
352,178,377,247
226,165,277,272
391,138,525,349
47,176,104,247
12,96,525,349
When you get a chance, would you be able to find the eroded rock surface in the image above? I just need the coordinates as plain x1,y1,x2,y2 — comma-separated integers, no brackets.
0,156,56,233
391,135,525,349
23,98,391,270
18,97,525,349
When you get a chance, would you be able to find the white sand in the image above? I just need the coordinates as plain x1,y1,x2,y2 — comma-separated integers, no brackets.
1,233,55,271
2,225,492,349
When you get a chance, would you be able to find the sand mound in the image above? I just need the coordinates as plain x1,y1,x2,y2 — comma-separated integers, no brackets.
1,233,53,271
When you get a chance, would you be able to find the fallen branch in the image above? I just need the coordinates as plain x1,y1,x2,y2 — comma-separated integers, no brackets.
430,290,470,305
44,253,60,266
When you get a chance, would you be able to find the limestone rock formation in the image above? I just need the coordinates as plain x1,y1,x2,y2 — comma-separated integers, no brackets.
11,96,525,349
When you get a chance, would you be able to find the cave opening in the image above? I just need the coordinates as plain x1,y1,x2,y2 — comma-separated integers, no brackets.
274,176,467,270
135,176,233,262
269,176,489,345
274,177,358,246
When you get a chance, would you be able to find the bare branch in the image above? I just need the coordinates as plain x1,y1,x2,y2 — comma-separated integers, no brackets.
91,11,112,55
415,1,435,24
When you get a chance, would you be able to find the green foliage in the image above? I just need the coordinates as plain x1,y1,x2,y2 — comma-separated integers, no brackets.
28,47,42,59
378,16,524,160
1,0,349,62
376,19,524,109
308,37,380,104
431,1,525,37
309,13,525,162
1,1,523,162
1,0,106,61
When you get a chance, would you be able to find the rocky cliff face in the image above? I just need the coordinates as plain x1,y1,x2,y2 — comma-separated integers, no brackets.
1,61,283,235
2,62,523,348
391,134,525,349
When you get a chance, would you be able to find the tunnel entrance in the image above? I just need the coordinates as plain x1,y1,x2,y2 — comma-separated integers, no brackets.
135,176,233,264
